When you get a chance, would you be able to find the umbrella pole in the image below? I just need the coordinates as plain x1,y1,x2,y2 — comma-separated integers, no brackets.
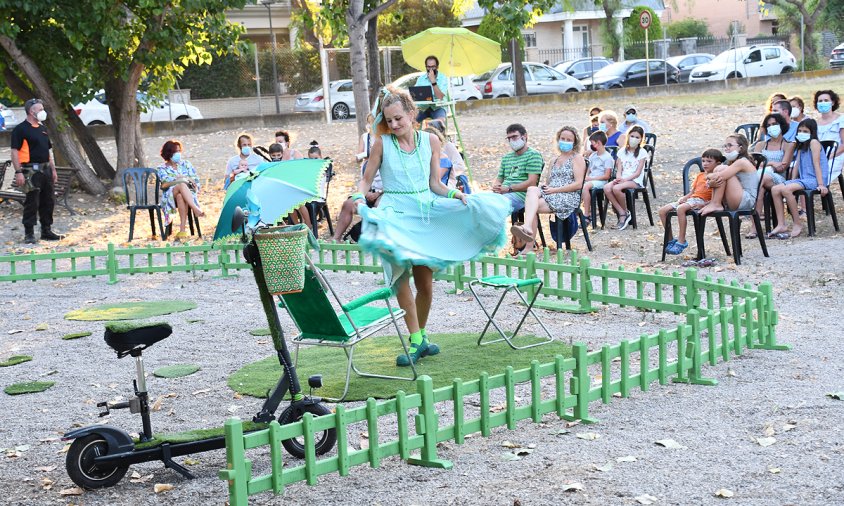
446,38,473,184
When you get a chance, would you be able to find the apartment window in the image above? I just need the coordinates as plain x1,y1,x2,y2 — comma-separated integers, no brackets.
523,32,537,48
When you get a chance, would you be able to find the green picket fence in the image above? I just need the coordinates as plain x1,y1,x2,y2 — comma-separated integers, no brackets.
218,272,786,505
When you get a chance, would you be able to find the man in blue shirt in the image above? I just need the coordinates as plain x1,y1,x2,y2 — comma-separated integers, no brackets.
771,100,798,142
618,104,651,134
414,55,449,123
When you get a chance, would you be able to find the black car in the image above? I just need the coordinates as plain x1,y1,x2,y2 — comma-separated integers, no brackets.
553,57,613,81
580,59,680,89
666,53,715,82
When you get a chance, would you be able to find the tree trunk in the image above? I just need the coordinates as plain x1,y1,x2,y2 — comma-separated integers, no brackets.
0,36,106,195
134,121,147,168
602,1,621,61
348,1,371,135
366,16,383,106
511,38,527,97
65,107,116,180
106,65,145,190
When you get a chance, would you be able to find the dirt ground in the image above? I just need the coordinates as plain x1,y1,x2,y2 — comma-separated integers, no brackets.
1,77,843,505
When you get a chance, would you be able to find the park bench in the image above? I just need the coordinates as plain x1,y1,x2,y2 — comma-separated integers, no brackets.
0,160,79,215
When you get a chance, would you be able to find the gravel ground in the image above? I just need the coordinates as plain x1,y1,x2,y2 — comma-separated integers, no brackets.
1,77,843,504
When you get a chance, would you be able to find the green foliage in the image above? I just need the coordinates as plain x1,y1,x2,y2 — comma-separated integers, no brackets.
477,13,509,47
477,0,556,41
666,19,711,40
0,355,33,367
378,0,461,44
5,381,54,395
178,51,256,100
623,6,664,59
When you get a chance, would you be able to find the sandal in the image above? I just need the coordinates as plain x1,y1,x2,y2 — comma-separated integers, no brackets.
666,241,688,255
744,231,758,239
664,238,677,252
510,224,535,243
766,232,790,240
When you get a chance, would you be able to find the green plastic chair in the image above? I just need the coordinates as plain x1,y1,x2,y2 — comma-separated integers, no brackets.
468,275,554,350
279,264,416,401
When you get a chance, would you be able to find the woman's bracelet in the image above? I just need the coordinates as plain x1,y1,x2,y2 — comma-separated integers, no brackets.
350,192,365,202
447,189,462,199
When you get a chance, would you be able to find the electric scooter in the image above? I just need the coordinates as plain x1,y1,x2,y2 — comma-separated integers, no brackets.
63,207,336,489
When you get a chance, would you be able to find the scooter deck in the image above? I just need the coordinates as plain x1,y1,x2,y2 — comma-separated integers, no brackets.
134,421,269,450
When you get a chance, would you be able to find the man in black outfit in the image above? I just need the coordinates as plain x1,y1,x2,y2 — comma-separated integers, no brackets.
11,98,61,244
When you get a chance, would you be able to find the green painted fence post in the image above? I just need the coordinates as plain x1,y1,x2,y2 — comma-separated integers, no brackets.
571,342,598,424
407,375,453,469
524,253,538,303
685,310,717,386
579,257,594,313
218,418,250,506
684,268,699,310
106,243,118,285
757,282,790,351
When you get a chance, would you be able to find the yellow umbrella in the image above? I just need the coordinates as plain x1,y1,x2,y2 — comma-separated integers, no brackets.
401,27,501,78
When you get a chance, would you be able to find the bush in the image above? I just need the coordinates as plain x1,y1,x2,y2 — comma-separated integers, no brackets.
666,19,711,40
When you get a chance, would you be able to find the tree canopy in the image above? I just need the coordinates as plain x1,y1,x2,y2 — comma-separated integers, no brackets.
665,19,711,40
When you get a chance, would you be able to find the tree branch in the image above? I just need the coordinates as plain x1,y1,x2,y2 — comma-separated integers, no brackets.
361,0,399,24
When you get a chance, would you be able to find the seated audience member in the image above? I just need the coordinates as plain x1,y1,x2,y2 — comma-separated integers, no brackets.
618,104,650,134
268,143,284,162
789,95,807,123
764,92,787,115
423,126,453,184
275,130,304,160
659,149,721,255
603,126,648,230
746,114,794,237
585,111,624,159
580,130,613,224
510,126,586,254
156,140,204,240
493,123,544,213
768,118,830,239
414,55,449,123
332,119,382,242
224,133,264,189
700,133,759,216
428,119,466,189
582,106,603,141
770,100,798,142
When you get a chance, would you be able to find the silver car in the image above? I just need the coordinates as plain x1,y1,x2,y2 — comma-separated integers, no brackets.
475,62,584,99
0,103,16,130
294,79,357,120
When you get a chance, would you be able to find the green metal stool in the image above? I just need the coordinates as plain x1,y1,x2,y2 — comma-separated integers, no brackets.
468,275,554,349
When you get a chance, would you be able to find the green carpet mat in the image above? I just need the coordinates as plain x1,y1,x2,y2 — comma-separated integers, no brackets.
64,300,197,321
229,333,571,401
154,364,201,378
5,381,55,395
0,355,33,367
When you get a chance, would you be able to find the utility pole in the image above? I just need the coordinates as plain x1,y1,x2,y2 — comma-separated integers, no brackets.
262,0,281,114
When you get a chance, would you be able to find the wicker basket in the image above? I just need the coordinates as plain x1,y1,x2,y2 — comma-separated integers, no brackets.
254,224,309,295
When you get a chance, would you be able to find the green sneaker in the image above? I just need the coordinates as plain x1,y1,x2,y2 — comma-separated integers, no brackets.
420,335,440,356
396,340,428,367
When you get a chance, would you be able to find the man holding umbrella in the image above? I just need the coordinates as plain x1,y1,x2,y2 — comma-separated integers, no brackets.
414,55,449,124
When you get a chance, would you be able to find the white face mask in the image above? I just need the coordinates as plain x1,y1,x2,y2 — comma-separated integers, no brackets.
628,137,641,148
36,110,47,122
790,108,801,118
724,150,739,162
509,137,526,151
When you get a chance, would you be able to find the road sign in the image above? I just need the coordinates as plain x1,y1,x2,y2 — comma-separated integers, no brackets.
639,11,652,30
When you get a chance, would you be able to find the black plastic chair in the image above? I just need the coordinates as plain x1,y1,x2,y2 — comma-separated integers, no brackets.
696,153,769,265
644,133,657,198
164,208,202,240
306,158,335,237
735,123,760,144
122,168,166,242
604,144,655,229
794,140,839,236
511,209,546,249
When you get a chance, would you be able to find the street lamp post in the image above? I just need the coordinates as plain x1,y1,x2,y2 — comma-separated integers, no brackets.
262,0,281,114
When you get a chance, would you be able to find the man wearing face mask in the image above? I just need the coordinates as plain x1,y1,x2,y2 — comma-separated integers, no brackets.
11,98,61,244
770,100,798,142
493,124,544,212
224,133,263,189
618,105,650,135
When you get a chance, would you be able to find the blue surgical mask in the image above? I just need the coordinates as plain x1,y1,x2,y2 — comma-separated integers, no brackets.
598,123,608,132
241,146,252,156
558,140,574,152
796,132,811,143
817,101,832,114
766,124,781,138
626,113,637,123
171,152,182,163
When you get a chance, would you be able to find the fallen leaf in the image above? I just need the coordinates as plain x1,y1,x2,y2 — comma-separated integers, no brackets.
154,483,174,493
41,477,54,490
151,396,163,411
635,494,658,505
762,426,775,437
183,458,200,465
15,445,30,452
616,455,637,463
654,439,686,449
756,437,776,447
35,322,49,331
727,368,737,377
59,487,83,496
501,441,520,449
781,423,796,432
576,432,600,441
490,402,507,413
768,466,781,474
714,488,734,498
553,428,571,436
35,465,57,472
192,388,211,395
561,482,583,492
826,392,844,400
593,462,613,472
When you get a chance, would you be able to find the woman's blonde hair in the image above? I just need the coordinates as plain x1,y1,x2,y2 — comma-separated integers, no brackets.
554,126,580,153
374,87,418,135
599,110,618,128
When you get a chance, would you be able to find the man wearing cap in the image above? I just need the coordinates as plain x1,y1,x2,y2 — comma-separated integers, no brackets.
11,98,61,244
618,104,651,135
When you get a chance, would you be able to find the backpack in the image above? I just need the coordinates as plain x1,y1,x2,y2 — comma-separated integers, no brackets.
549,214,579,245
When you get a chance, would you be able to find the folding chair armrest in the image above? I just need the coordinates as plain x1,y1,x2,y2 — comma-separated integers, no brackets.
341,287,394,312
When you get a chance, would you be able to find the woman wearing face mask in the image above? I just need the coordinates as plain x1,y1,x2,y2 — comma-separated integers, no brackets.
584,111,623,159
603,126,647,230
814,90,844,183
224,133,263,189
157,140,204,240
768,118,830,239
747,113,795,237
275,130,304,160
789,96,807,123
699,133,759,216
511,126,586,252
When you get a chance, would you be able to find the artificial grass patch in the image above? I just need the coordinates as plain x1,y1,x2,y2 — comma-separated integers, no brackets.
0,355,33,367
62,331,93,340
229,333,572,401
64,300,197,321
134,421,269,450
5,381,55,395
154,364,200,379
249,328,271,336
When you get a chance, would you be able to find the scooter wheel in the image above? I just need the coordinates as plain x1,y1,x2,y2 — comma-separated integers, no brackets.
66,435,129,489
278,402,337,458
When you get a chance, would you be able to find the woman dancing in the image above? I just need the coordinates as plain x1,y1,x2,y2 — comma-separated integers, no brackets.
354,88,511,366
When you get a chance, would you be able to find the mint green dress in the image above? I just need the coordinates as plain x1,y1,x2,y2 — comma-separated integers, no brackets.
359,132,510,286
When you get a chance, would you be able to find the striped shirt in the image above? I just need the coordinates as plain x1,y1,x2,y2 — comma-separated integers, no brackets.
498,147,544,201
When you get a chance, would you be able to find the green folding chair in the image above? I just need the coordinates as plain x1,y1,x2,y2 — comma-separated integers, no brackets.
279,262,416,402
468,275,554,349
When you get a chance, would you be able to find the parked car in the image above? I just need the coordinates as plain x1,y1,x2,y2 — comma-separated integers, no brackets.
294,79,358,120
553,57,613,81
0,103,15,130
666,53,716,82
474,62,585,99
830,42,844,69
579,59,680,89
688,45,796,82
390,72,482,101
73,90,203,126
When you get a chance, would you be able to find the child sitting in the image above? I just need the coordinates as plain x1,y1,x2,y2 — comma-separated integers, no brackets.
581,130,613,224
659,149,721,255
